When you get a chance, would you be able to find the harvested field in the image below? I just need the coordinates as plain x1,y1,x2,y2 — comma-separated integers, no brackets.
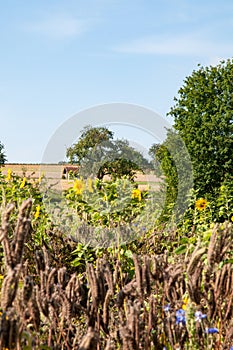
1,164,163,191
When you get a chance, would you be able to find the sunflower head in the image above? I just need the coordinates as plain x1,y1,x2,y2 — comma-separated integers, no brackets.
73,179,85,195
20,177,27,189
6,168,12,181
34,205,41,219
132,188,142,201
195,198,208,211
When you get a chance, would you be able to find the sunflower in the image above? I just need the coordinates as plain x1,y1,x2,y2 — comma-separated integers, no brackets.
73,179,85,195
195,198,208,210
132,188,142,201
34,205,41,219
20,177,26,189
6,168,12,181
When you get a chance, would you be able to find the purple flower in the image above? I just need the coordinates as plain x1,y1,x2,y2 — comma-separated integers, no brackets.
195,311,207,322
205,327,219,334
229,347,233,350
176,309,186,326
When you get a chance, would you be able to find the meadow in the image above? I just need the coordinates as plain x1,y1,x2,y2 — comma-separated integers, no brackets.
0,167,232,350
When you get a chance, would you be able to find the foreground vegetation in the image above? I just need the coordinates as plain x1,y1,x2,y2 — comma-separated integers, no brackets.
0,169,232,350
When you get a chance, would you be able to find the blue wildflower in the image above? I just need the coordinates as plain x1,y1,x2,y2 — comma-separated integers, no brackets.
205,327,219,334
195,311,207,322
229,347,233,350
164,304,170,312
176,309,186,326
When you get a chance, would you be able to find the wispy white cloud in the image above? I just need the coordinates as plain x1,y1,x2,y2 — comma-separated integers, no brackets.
113,33,233,58
26,15,90,39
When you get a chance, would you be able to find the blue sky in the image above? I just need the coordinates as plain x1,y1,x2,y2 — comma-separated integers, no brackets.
1,0,233,163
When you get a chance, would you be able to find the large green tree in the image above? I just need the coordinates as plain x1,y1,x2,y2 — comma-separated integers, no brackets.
168,59,233,196
66,125,114,164
0,141,7,165
66,126,151,180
